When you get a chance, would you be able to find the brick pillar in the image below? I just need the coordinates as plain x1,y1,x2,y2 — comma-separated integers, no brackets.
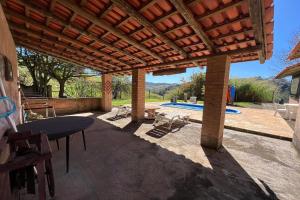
132,68,145,121
101,74,112,112
201,55,231,149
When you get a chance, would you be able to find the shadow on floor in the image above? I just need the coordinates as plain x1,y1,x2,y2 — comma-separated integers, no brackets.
145,123,186,138
106,114,130,121
24,112,279,200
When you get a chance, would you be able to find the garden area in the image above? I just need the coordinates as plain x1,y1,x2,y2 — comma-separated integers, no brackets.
18,47,290,108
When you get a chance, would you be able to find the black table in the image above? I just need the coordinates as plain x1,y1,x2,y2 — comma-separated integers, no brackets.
17,116,94,172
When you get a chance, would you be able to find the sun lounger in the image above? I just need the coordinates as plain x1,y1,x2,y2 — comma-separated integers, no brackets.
115,106,131,117
153,113,190,130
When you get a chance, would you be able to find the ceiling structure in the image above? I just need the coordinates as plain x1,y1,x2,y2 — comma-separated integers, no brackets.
1,0,274,75
276,40,300,79
275,63,300,79
288,41,300,60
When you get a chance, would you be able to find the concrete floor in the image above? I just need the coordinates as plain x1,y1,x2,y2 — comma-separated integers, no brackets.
24,112,300,200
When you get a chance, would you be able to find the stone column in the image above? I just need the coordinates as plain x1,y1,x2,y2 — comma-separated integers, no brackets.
201,55,231,149
132,68,145,121
101,74,112,112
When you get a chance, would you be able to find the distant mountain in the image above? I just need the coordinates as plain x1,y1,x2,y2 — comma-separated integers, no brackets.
146,82,179,93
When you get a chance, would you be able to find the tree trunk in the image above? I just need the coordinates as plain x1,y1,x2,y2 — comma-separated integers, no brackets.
58,81,66,98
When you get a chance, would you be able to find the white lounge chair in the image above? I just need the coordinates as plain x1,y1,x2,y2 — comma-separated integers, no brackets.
153,113,190,130
115,106,131,117
273,103,288,118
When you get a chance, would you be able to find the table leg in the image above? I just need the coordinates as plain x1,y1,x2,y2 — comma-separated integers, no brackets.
66,136,69,173
82,130,86,151
56,139,59,150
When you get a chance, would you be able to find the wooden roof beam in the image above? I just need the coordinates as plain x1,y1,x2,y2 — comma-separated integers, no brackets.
170,0,215,52
15,39,109,73
248,0,266,64
56,0,163,62
5,9,131,68
98,2,113,18
104,45,261,74
13,33,115,72
138,0,157,12
10,25,117,71
16,0,146,65
112,0,188,59
195,0,245,21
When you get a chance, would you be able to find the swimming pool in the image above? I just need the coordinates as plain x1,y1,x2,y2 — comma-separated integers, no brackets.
161,102,241,114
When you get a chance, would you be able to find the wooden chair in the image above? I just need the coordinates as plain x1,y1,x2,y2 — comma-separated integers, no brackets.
0,131,55,200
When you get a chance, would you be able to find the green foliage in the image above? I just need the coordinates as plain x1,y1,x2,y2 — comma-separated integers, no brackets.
164,73,288,103
112,76,131,99
63,78,101,98
18,66,33,86
165,72,205,100
230,78,277,102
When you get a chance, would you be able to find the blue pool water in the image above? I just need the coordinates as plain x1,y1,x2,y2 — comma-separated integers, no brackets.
161,102,241,114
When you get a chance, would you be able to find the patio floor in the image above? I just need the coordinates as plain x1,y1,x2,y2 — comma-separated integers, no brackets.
141,102,294,140
24,112,300,200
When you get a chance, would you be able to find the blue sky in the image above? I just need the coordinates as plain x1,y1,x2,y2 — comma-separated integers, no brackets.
146,0,300,83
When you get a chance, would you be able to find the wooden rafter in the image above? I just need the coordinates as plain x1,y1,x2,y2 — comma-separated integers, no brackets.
14,35,115,72
104,45,262,74
15,39,109,72
55,0,163,62
195,0,245,21
10,24,119,71
17,40,130,75
111,0,188,60
248,0,266,64
5,10,131,69
138,0,157,12
18,0,146,65
170,0,214,52
129,0,246,43
98,2,113,18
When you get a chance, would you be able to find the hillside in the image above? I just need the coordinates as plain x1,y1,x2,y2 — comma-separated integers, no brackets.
145,82,178,94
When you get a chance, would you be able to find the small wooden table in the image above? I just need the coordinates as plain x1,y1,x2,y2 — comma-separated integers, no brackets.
145,107,160,119
17,116,94,172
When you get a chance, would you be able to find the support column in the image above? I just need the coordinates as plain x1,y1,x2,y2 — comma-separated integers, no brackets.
293,104,300,152
201,55,231,149
101,74,112,112
132,68,145,121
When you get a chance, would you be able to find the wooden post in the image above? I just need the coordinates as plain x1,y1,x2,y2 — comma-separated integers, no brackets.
101,74,112,112
201,55,231,149
132,69,145,121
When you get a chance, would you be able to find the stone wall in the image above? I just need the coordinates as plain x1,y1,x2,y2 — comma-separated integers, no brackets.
24,97,101,116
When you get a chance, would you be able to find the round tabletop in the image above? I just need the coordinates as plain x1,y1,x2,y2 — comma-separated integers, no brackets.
17,116,94,140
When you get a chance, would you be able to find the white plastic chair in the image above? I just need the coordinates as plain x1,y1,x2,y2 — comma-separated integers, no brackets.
153,113,189,130
273,103,288,118
115,106,131,117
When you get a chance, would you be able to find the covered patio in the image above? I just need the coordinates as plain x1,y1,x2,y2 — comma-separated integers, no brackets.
0,0,274,149
0,0,290,199
36,112,300,200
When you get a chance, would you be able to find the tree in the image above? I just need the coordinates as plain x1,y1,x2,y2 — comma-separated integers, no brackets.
112,76,131,99
17,47,54,96
48,61,78,97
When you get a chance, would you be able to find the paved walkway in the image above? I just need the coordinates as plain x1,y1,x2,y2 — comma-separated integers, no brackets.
142,102,293,140
25,113,300,200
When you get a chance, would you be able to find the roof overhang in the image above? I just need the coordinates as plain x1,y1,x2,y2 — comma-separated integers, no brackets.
0,0,274,75
275,63,300,79
288,41,300,60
